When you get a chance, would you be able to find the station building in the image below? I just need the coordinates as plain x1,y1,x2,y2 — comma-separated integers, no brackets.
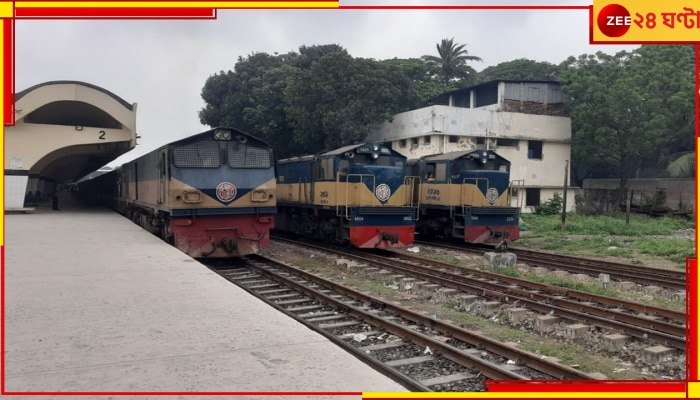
5,81,138,211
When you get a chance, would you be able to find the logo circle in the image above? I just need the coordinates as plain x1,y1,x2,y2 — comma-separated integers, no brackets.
216,182,237,202
375,184,391,202
597,4,631,38
486,187,499,205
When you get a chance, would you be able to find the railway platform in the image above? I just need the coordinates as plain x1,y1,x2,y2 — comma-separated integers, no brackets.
3,194,407,398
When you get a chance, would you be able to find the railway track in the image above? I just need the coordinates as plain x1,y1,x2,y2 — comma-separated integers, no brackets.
273,237,686,351
414,240,687,291
208,255,596,391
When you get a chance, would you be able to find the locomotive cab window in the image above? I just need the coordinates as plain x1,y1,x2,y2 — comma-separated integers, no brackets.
227,142,272,168
338,159,350,173
173,141,220,168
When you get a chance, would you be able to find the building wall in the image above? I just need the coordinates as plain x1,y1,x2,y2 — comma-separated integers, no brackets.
367,103,574,213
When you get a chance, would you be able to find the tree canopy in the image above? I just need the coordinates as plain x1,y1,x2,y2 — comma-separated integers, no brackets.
199,44,419,157
476,58,560,83
559,45,695,188
199,41,695,185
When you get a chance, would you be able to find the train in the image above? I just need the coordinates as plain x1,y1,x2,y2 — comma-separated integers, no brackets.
80,127,276,258
275,143,419,249
409,149,520,250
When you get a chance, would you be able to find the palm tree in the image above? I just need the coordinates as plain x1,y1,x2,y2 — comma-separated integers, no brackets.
666,152,695,178
421,38,482,85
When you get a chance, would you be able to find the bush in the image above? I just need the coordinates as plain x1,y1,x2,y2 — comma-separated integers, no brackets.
535,192,563,215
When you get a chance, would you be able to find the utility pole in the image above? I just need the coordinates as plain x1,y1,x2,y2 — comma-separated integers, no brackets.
561,160,569,232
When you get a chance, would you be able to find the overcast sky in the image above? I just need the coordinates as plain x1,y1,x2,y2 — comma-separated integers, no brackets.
16,0,638,167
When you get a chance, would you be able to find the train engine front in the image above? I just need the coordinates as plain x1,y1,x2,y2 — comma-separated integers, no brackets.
121,127,276,258
412,149,520,249
276,143,418,249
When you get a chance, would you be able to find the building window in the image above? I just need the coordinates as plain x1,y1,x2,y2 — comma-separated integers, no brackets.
496,138,519,148
411,138,419,145
449,135,459,143
511,187,519,197
525,188,541,207
528,140,543,159
424,136,431,144
399,139,407,148
475,137,486,145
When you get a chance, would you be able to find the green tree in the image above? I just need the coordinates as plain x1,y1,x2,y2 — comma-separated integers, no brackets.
666,152,695,178
421,38,482,86
380,58,445,106
476,58,560,83
284,52,417,153
199,44,417,157
560,45,695,192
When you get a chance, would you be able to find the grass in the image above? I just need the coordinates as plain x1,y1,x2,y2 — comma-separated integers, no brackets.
421,253,461,265
521,213,694,237
481,265,686,311
517,213,695,268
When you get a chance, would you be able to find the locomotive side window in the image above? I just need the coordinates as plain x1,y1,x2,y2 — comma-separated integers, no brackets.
435,163,447,181
338,159,350,173
227,142,272,168
173,141,220,168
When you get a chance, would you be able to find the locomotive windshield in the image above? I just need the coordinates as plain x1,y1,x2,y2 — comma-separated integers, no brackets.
173,140,220,168
353,153,404,168
227,142,272,169
172,140,272,169
463,156,508,172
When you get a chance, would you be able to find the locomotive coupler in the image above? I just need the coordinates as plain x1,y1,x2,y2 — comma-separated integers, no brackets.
221,237,237,253
380,232,399,244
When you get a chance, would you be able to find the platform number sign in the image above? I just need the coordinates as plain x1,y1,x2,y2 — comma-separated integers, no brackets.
99,130,106,140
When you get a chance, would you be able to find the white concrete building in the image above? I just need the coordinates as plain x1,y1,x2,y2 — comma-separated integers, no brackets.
366,80,575,213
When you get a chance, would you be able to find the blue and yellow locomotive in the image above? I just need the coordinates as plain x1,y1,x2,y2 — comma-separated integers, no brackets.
275,143,419,248
80,127,276,258
410,149,520,249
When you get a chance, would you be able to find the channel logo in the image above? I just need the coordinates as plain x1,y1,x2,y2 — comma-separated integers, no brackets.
597,3,632,37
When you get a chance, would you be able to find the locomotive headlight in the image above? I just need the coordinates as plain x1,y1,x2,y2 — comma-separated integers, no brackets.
482,152,487,157
213,129,232,140
372,153,379,159
373,145,379,151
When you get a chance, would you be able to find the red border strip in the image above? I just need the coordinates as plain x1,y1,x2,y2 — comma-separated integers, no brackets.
3,18,13,126
689,258,697,380
15,7,217,18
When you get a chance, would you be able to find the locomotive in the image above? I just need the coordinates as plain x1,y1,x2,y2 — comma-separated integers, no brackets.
80,127,276,258
275,143,419,249
409,149,520,250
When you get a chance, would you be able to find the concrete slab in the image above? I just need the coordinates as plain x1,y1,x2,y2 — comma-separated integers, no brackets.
564,324,590,339
603,333,632,351
643,345,676,363
534,315,561,332
4,208,407,394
